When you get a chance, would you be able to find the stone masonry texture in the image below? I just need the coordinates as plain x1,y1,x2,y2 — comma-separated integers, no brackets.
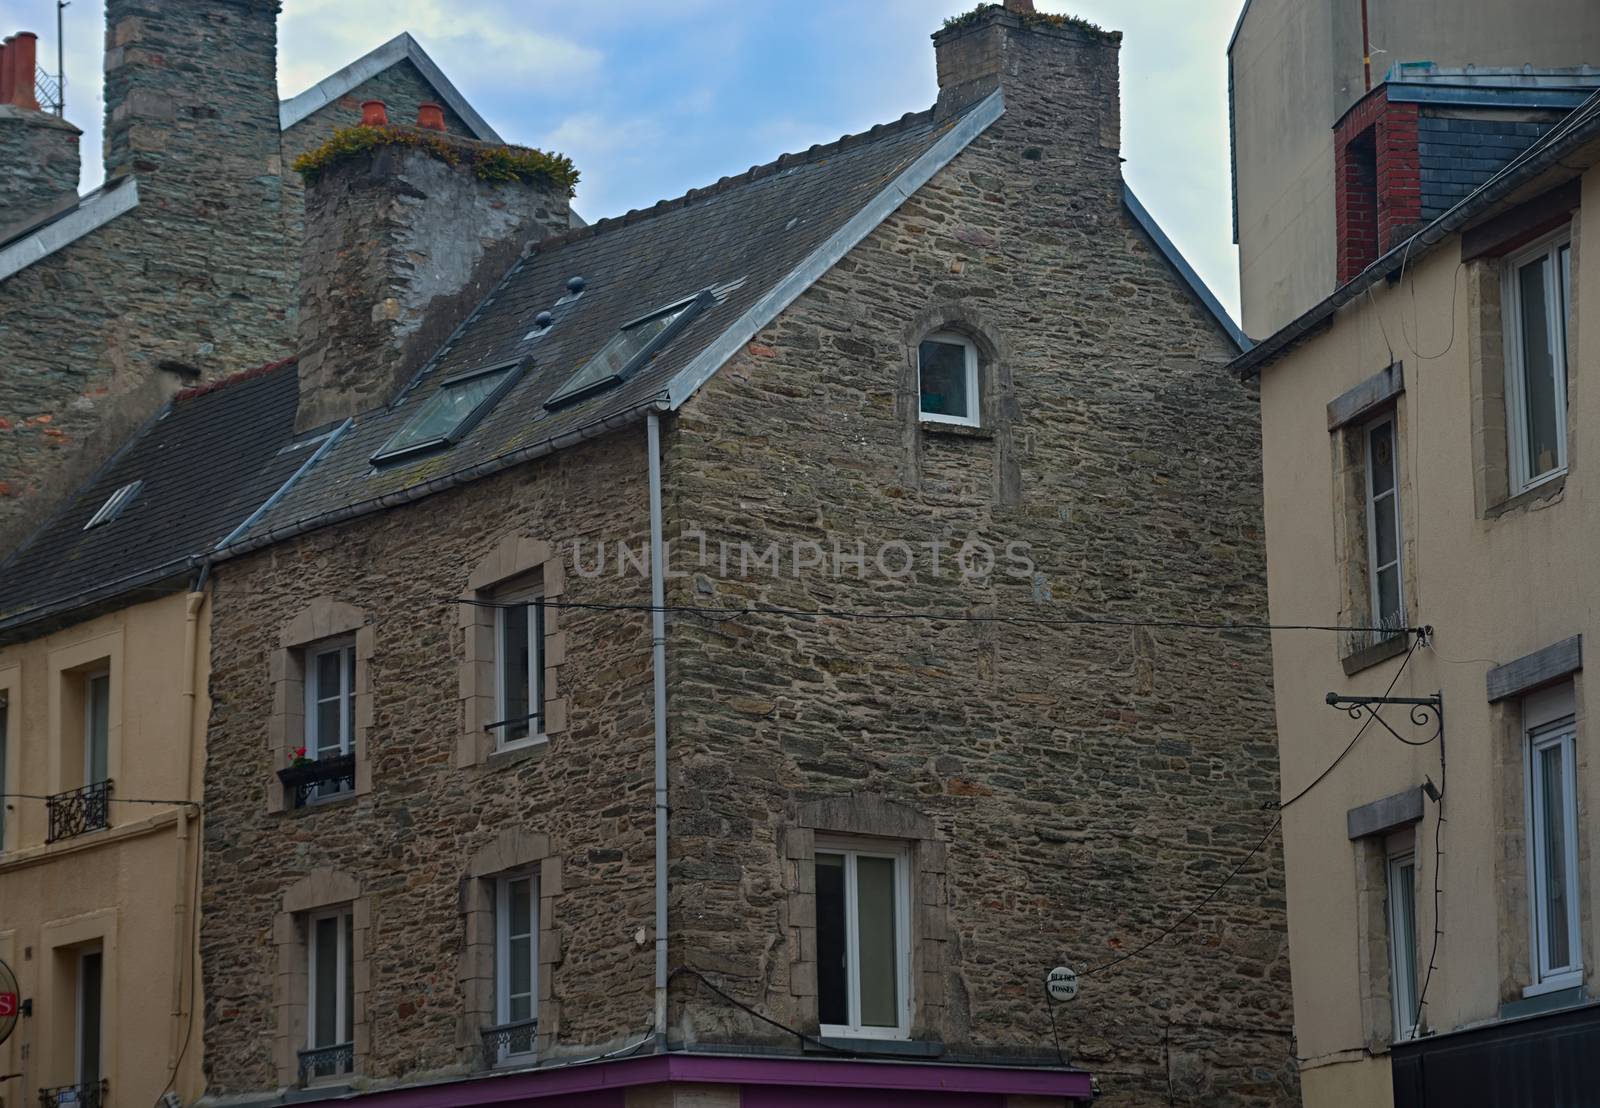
199,11,1294,1108
0,9,478,555
0,105,80,218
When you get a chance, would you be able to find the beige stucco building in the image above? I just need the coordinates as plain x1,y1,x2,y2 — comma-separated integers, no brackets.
1229,0,1600,338
1234,84,1600,1108
0,589,210,1108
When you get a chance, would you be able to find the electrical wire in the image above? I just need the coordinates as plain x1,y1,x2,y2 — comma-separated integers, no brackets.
447,596,1411,637
671,966,854,1055
0,792,201,809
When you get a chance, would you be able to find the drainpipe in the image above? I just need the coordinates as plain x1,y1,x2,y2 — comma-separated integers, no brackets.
169,562,209,1071
647,413,669,1043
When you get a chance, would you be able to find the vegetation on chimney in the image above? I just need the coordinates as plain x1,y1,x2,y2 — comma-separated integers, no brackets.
293,125,580,196
941,3,1116,40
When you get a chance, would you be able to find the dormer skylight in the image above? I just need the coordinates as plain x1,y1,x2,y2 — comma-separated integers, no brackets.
544,289,715,410
371,360,524,465
83,480,143,530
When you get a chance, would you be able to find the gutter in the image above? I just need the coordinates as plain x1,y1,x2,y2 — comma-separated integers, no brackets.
647,413,670,1041
1231,94,1600,378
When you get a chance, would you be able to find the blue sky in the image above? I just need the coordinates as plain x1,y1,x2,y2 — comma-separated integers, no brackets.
10,0,1244,315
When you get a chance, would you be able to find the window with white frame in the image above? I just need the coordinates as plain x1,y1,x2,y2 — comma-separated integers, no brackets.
493,595,544,749
1386,833,1419,1040
1503,232,1572,493
815,839,911,1038
491,871,539,1062
77,947,103,1089
83,670,111,788
917,333,979,427
305,641,356,799
306,907,354,1078
1525,684,1581,992
1364,414,1404,634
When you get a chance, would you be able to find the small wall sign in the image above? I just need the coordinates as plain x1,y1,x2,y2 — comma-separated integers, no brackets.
1046,964,1079,1003
0,956,18,1045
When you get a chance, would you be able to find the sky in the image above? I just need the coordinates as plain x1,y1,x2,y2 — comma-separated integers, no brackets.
8,0,1245,316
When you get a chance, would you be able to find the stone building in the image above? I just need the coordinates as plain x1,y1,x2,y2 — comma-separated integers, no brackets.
183,4,1294,1107
0,2,497,554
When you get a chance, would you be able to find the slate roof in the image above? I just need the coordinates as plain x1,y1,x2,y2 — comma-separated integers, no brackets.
227,95,1005,549
0,360,305,638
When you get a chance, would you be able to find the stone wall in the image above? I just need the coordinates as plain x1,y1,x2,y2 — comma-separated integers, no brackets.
656,15,1297,1107
200,435,661,1092
0,105,79,221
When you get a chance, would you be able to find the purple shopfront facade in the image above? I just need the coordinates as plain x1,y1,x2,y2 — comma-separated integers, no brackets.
345,1054,1094,1108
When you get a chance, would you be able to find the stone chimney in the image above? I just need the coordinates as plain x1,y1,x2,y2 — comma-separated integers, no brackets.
0,31,82,227
932,3,1122,166
294,115,573,432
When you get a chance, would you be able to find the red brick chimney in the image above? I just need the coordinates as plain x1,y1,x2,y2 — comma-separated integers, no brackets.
294,128,574,432
1334,86,1422,283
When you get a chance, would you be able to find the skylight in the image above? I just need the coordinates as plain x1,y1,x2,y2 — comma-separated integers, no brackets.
371,361,524,464
544,290,715,410
83,480,143,530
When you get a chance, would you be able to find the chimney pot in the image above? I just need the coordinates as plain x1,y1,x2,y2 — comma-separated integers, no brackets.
417,102,445,131
10,31,39,110
0,37,15,108
1003,0,1036,11
360,99,388,127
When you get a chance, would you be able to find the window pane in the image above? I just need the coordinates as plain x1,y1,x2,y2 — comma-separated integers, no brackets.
919,340,971,419
345,648,356,745
510,877,533,937
1390,859,1417,1030
316,698,343,760
510,937,532,1005
1539,743,1572,969
1518,257,1563,479
815,853,848,1026
500,604,531,742
316,651,342,700
343,915,354,1044
856,855,899,1028
313,916,338,1046
555,303,693,402
381,366,517,455
1376,567,1402,630
1373,493,1398,566
79,951,102,1086
1368,422,1395,496
87,674,110,784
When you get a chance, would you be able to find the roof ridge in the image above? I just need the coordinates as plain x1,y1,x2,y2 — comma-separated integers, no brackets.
529,104,944,254
174,356,295,403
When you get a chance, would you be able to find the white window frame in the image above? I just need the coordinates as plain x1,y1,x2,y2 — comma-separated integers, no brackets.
1524,686,1582,995
83,668,110,787
303,639,356,800
917,332,981,428
1502,230,1572,495
493,595,545,752
493,870,540,1063
815,837,913,1040
1385,842,1418,1040
1363,413,1404,635
76,947,103,1087
306,907,353,1055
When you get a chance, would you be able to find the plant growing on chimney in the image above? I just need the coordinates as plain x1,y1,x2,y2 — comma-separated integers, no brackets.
293,125,580,196
940,3,1115,39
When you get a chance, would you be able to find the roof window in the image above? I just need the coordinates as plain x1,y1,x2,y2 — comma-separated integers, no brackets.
371,361,524,464
83,480,143,530
545,290,715,410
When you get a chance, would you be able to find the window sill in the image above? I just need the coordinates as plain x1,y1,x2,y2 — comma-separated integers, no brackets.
484,738,550,773
1503,983,1586,1019
1487,472,1566,519
810,1036,941,1058
277,789,358,817
1341,632,1411,676
919,420,993,441
1523,972,1584,999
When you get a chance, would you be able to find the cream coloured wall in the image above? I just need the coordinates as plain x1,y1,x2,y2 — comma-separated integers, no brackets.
0,589,208,1108
1230,0,1600,337
1258,164,1598,1107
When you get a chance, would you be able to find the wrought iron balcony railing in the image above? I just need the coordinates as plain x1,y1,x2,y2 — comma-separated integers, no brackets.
46,780,112,843
39,1080,106,1108
481,1018,538,1066
277,753,356,808
298,1042,354,1084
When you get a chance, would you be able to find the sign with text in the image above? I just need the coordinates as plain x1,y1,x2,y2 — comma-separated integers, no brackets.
0,956,18,1045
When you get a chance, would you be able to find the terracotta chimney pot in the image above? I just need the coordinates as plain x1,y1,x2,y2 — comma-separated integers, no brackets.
416,102,445,131
360,99,388,127
0,37,15,108
10,31,39,110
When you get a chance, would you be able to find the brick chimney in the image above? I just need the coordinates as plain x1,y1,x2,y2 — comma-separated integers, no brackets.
932,3,1122,171
1334,86,1422,283
0,31,82,227
294,118,573,432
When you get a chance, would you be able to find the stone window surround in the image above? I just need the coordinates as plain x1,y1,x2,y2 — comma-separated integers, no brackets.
269,599,374,811
1467,206,1580,520
38,908,117,1089
1348,788,1424,1049
459,829,564,1063
782,796,948,1042
46,629,124,804
274,868,374,1086
459,535,568,770
1492,675,1592,1009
